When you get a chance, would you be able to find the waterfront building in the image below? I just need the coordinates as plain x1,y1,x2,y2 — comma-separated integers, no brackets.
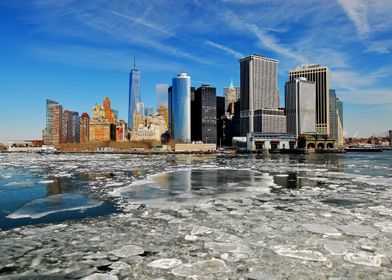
131,115,167,142
329,89,344,146
191,84,217,144
89,103,111,142
80,113,90,144
157,105,169,128
103,96,116,124
289,65,330,135
116,120,128,141
169,73,191,142
44,99,63,145
216,96,225,146
136,102,144,118
62,110,73,143
239,54,285,135
128,60,141,130
224,80,240,116
389,130,392,147
285,78,316,138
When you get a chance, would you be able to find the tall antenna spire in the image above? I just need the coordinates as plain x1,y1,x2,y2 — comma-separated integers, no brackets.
133,55,136,68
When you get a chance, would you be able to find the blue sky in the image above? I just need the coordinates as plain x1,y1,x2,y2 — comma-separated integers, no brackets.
1,0,392,141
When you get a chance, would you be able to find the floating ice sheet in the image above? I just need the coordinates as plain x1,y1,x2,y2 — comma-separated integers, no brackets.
6,193,102,219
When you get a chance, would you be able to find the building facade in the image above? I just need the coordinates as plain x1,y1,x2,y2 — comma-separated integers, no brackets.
285,77,316,138
136,102,144,118
289,65,330,135
239,54,284,135
80,113,90,144
89,103,111,142
169,73,191,142
223,80,240,116
329,89,344,146
44,99,63,145
128,65,141,130
191,85,217,144
389,130,392,147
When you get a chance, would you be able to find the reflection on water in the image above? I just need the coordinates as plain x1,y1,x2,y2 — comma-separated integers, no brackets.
0,168,116,231
119,168,268,204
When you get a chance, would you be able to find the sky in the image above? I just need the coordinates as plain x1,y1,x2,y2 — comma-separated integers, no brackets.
1,0,392,141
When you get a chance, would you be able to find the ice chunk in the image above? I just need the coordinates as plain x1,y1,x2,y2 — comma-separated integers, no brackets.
244,271,277,280
205,242,251,254
37,180,55,184
338,224,378,238
344,252,383,267
185,235,198,241
191,225,212,235
171,259,230,277
109,261,131,271
374,221,392,233
6,193,102,219
4,181,34,187
82,273,118,280
323,240,348,255
147,258,182,269
303,224,341,236
272,246,327,262
109,245,144,258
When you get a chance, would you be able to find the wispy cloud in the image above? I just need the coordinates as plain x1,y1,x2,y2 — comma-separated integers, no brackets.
205,40,243,59
338,0,369,38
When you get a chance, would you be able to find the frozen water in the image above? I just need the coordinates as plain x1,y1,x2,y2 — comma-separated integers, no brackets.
171,259,230,277
6,193,102,219
1,152,392,278
303,224,341,236
272,245,327,262
147,258,182,269
344,252,383,267
82,273,118,280
109,245,144,258
4,181,34,187
323,240,348,255
338,224,378,238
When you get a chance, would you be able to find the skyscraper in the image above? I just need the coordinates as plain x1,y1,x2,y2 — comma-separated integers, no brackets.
191,84,217,144
80,113,90,144
44,99,63,145
128,58,141,130
223,80,240,115
285,78,316,138
289,65,330,135
136,102,144,118
330,89,344,146
156,84,169,109
239,54,285,135
169,73,191,142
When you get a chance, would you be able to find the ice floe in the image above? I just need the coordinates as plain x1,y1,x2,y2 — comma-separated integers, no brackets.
147,258,182,269
344,252,383,267
303,224,341,236
171,259,230,277
272,245,327,262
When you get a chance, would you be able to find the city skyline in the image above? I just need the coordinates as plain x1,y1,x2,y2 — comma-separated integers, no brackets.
1,1,392,141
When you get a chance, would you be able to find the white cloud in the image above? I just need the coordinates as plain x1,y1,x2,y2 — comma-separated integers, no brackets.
337,0,370,38
205,40,244,59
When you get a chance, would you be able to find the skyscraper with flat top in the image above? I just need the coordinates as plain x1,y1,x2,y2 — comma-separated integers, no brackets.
128,58,141,130
289,65,330,135
285,77,316,138
239,54,285,135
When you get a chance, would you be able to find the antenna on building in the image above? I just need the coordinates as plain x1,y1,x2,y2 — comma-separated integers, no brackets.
133,55,136,68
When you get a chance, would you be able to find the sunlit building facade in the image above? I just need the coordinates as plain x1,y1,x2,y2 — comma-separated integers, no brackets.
80,113,90,144
44,99,63,145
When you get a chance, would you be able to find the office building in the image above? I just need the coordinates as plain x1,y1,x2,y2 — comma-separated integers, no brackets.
145,107,154,116
389,130,392,147
330,89,344,146
80,113,90,144
136,102,144,118
156,84,169,109
116,120,128,141
169,73,191,142
224,80,240,116
216,96,225,146
89,97,116,142
285,78,316,138
103,96,116,124
44,99,63,145
289,65,330,135
128,60,141,130
191,84,217,144
239,54,285,135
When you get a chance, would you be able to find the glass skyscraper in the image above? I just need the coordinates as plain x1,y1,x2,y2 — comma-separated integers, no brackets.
128,65,141,130
169,73,191,142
